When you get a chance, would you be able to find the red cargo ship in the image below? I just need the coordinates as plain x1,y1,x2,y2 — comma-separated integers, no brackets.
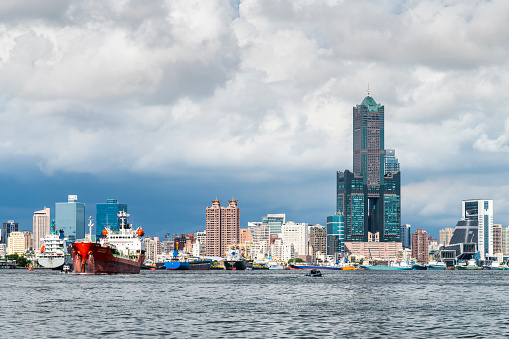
71,211,146,274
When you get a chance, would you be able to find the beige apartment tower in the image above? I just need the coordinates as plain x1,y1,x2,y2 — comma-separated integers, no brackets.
206,199,240,256
33,207,50,251
439,227,454,246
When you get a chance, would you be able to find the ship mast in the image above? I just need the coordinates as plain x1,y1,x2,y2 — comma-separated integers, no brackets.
88,216,94,242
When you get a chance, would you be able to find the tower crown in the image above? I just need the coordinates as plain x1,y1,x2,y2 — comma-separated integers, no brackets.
359,96,382,111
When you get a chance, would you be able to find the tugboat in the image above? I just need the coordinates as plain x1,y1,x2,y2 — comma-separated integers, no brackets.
71,212,145,274
37,221,72,270
224,248,247,270
305,269,323,277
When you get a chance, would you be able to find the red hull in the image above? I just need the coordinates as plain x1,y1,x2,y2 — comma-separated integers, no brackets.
71,242,145,274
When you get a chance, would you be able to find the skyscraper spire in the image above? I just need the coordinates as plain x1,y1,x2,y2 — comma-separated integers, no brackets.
367,83,370,96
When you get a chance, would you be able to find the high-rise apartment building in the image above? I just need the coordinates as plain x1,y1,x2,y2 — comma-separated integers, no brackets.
239,228,252,244
493,224,502,254
401,224,411,249
205,199,240,256
55,195,85,243
337,94,401,243
2,220,19,245
502,226,509,255
96,199,127,239
309,225,326,261
462,199,493,257
412,228,429,263
327,213,344,254
281,222,308,258
384,149,400,175
33,207,50,251
262,214,286,237
439,227,454,246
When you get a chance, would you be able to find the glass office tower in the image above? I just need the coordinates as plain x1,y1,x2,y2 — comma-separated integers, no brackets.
337,94,401,242
96,199,128,239
55,195,85,243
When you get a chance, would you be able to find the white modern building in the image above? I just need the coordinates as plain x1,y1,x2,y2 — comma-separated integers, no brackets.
462,199,493,258
281,222,308,258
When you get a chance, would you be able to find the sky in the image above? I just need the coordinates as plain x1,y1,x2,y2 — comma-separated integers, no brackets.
1,0,509,238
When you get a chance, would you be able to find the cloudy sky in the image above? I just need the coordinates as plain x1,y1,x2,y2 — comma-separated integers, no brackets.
1,0,508,237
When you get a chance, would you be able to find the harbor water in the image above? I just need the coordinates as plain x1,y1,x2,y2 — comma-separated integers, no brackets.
2,269,509,338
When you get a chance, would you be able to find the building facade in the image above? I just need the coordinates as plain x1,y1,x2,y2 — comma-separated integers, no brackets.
55,195,85,243
262,214,286,237
205,199,240,256
344,240,403,259
2,221,19,245
493,224,502,254
309,225,326,262
384,149,400,175
7,231,32,255
96,199,127,239
502,226,509,255
462,199,493,257
439,227,454,246
401,224,411,249
412,228,429,263
281,222,308,258
337,95,401,243
327,213,344,254
33,207,50,251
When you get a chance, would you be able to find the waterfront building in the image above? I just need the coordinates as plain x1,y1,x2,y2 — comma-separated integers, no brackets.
2,221,19,245
412,229,429,263
33,207,50,252
281,222,308,258
96,199,127,239
143,236,161,263
239,228,252,244
282,243,294,262
195,231,206,247
0,244,6,257
462,199,493,257
262,214,286,237
327,213,344,255
344,236,403,259
337,94,401,243
384,149,400,175
502,226,509,255
401,224,411,249
439,227,454,246
493,224,502,254
205,198,240,256
309,225,326,262
270,238,283,261
55,195,85,243
7,231,32,255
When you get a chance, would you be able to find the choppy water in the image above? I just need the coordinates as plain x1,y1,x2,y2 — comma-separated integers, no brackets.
1,269,509,338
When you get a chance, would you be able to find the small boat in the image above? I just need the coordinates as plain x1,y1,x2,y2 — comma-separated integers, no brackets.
483,261,500,270
412,263,427,270
426,260,447,270
305,269,323,277
62,264,71,273
267,262,285,270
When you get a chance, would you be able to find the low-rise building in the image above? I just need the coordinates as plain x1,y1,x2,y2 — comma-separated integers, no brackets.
7,231,32,255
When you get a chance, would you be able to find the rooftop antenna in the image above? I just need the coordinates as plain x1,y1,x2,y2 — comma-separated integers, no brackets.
367,83,370,96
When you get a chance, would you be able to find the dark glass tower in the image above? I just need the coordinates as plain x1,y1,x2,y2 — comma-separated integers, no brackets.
337,95,401,242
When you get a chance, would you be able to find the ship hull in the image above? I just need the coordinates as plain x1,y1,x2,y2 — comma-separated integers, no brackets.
359,265,412,270
224,260,247,270
71,242,144,274
289,264,342,270
38,256,65,270
426,266,447,270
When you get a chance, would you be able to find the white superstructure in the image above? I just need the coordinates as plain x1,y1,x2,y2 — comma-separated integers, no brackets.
100,211,146,257
37,223,69,269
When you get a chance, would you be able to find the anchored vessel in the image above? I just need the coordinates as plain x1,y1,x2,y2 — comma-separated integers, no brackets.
71,212,145,274
224,248,248,270
37,222,71,270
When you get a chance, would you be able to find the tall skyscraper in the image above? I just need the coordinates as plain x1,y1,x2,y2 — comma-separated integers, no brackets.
462,199,493,257
96,199,127,239
205,198,240,256
401,224,411,249
55,195,85,243
2,220,19,245
327,213,344,254
337,94,401,242
384,149,400,175
33,207,50,251
262,214,286,237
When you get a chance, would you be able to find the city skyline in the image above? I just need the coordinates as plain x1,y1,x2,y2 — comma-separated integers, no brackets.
1,1,509,238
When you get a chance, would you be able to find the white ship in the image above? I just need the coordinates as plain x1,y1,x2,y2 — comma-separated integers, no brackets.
37,222,71,270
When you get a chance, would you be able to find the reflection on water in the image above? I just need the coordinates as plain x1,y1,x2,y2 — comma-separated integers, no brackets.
2,269,509,337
